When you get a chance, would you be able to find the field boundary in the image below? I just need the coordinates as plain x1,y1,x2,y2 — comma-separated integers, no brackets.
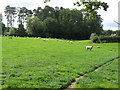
64,57,119,89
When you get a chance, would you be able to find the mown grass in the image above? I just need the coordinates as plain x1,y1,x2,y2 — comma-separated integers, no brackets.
2,36,118,88
76,59,119,88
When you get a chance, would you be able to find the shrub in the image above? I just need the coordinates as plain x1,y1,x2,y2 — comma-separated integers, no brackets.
8,28,16,35
90,33,101,43
99,35,120,43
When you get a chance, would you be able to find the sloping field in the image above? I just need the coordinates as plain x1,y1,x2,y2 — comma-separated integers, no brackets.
1,37,118,88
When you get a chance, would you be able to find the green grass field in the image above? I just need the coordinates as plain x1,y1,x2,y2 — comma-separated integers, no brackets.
76,59,119,88
1,36,119,88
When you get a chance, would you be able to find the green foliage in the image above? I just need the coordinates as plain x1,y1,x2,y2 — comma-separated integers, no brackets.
43,17,59,37
0,13,2,35
4,5,104,39
102,30,113,36
99,35,120,43
2,37,118,88
90,33,100,43
26,6,103,39
4,5,17,27
8,28,16,35
74,1,109,20
26,16,45,36
2,23,6,35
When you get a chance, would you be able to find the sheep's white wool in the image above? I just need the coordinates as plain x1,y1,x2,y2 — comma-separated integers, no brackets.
43,39,49,41
86,46,93,50
67,41,73,43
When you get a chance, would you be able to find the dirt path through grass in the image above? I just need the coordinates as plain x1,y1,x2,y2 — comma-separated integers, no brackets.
64,57,119,89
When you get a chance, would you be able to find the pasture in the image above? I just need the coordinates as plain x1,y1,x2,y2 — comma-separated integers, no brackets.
1,36,119,88
76,59,119,88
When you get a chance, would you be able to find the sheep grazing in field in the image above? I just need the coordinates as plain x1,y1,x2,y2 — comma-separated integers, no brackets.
37,37,41,39
43,39,49,41
86,46,93,50
67,41,73,44
97,46,100,48
69,41,73,43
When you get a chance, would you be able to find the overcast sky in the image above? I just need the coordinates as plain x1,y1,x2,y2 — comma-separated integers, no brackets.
0,0,119,30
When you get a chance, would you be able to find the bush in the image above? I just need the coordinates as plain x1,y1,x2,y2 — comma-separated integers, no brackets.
90,33,101,43
90,33,120,43
99,35,120,43
4,27,28,36
9,28,16,35
15,30,27,36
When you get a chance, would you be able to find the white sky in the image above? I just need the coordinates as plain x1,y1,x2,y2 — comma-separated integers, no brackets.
0,0,119,30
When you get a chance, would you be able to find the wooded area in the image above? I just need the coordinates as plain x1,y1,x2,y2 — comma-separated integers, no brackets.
1,1,119,40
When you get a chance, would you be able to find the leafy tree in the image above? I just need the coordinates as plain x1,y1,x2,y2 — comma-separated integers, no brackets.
8,28,16,35
0,13,2,35
2,23,6,35
113,30,120,36
17,7,32,27
43,17,60,38
102,30,113,36
34,6,55,21
26,16,45,36
90,33,100,43
4,5,17,27
74,1,109,19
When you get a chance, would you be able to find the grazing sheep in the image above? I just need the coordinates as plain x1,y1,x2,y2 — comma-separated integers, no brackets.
97,46,100,48
86,46,93,50
69,41,73,43
67,41,73,44
43,39,49,41
37,37,41,39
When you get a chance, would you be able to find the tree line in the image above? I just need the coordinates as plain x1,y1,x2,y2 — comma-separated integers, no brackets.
3,5,103,39
1,5,107,40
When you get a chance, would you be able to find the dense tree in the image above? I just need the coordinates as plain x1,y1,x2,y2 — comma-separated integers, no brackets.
0,13,2,35
26,16,45,36
17,7,33,28
2,23,6,35
102,30,113,36
4,4,105,40
26,6,103,39
43,17,60,38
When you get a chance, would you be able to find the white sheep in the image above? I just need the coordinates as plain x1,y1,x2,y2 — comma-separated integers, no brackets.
43,39,49,41
97,46,100,48
69,41,73,43
67,41,73,44
86,46,93,50
37,37,41,39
